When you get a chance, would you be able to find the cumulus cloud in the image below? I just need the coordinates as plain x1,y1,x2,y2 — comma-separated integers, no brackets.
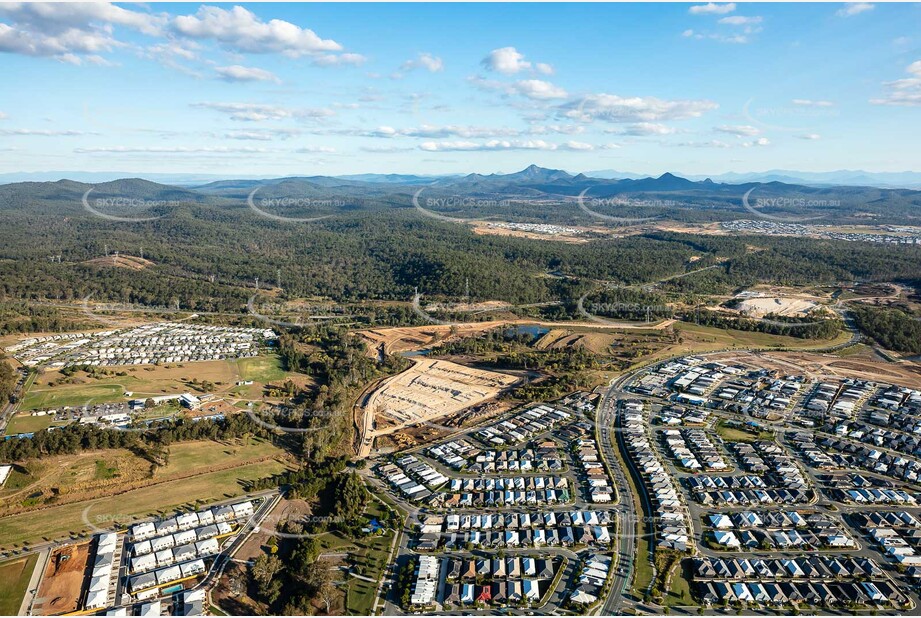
715,124,761,137
562,93,718,123
192,102,336,122
689,3,736,15
172,5,342,57
837,3,874,17
0,2,163,63
481,46,552,75
215,65,280,83
512,79,568,100
798,133,821,140
401,52,444,73
718,15,762,26
870,60,921,106
312,52,366,67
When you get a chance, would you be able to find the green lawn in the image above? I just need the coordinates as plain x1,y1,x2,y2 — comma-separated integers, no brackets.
4,414,60,435
663,560,695,608
0,554,38,615
235,355,287,383
19,383,125,411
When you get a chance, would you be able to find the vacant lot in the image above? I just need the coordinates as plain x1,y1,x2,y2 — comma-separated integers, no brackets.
33,543,90,615
0,437,284,514
0,458,289,548
0,554,38,615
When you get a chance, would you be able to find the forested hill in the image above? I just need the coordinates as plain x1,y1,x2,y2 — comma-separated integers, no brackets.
3,166,921,224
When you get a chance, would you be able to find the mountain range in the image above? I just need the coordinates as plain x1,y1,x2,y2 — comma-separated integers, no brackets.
4,167,921,189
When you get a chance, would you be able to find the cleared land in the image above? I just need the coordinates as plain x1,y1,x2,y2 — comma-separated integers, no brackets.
33,543,90,615
0,437,285,515
359,358,518,456
734,296,819,317
0,554,38,615
0,441,290,547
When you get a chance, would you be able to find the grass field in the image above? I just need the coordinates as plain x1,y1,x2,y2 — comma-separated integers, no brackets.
18,355,293,413
345,500,394,616
714,421,759,443
661,323,853,358
235,355,286,383
4,414,68,435
0,458,290,548
19,383,126,411
0,554,38,615
0,437,288,540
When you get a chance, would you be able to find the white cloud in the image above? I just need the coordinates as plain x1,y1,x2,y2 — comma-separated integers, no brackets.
837,3,874,17
0,2,162,63
562,93,718,123
715,124,761,137
0,2,164,36
513,79,568,100
870,60,921,106
295,145,336,154
224,129,302,141
682,28,752,44
676,140,732,148
75,145,272,154
172,5,343,57
312,52,366,67
481,46,552,76
0,111,7,120
689,3,736,15
419,139,559,152
792,99,835,107
798,133,822,140
215,65,280,83
401,52,444,73
193,102,336,122
718,16,762,26
609,122,677,136
561,140,594,151
1,128,91,136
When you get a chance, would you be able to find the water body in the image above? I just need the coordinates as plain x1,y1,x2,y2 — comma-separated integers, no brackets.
400,349,432,358
505,324,550,339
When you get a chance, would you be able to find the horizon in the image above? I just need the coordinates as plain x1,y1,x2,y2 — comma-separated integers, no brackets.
1,2,920,177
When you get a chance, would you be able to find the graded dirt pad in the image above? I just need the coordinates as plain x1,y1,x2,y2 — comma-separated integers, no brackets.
357,318,675,358
359,358,519,456
734,296,819,318
33,542,90,615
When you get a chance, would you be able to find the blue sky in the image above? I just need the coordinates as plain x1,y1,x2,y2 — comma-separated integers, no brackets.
0,2,919,177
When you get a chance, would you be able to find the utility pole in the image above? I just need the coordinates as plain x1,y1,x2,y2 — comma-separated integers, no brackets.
254,277,259,290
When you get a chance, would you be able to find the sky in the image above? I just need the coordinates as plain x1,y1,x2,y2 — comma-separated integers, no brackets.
0,1,919,178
